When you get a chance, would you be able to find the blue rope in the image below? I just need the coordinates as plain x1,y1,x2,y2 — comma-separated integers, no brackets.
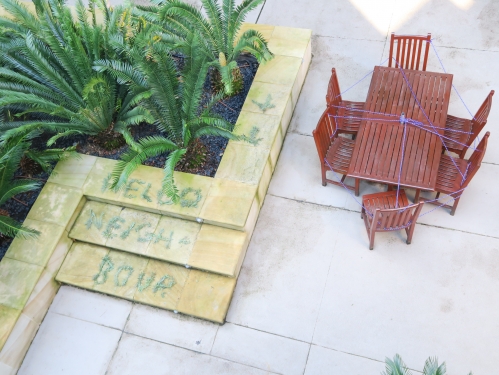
391,57,467,180
334,58,390,99
396,122,407,207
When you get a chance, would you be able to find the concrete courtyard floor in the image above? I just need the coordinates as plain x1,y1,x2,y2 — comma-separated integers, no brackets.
18,0,499,374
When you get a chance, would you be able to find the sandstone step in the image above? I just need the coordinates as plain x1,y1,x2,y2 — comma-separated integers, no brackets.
68,200,249,278
55,242,236,323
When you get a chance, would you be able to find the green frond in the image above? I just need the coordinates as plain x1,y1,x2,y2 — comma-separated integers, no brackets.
0,215,40,239
228,0,263,48
0,179,40,206
382,355,413,375
423,357,446,375
109,136,178,190
161,148,186,203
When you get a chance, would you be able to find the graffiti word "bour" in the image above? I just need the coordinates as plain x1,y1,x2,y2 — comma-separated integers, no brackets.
86,210,192,249
93,255,176,297
102,175,203,208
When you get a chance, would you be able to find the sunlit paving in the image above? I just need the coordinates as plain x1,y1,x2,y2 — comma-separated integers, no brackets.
0,0,497,374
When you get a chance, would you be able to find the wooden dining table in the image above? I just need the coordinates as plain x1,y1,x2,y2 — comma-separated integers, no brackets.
347,66,453,194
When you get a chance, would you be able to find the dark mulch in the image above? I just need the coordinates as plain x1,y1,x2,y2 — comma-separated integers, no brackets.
0,56,259,258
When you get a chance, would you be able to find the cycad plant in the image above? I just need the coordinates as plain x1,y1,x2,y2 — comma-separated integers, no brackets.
135,0,273,95
95,32,242,202
382,354,472,375
0,0,152,148
0,132,41,239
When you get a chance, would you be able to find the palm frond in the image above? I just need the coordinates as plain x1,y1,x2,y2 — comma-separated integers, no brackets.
0,179,40,205
161,148,186,203
109,136,178,190
423,357,446,375
382,354,413,375
0,215,40,239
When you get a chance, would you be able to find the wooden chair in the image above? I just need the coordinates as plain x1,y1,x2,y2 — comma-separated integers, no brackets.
325,68,366,135
415,131,490,215
443,90,494,159
313,107,360,195
361,190,424,250
388,33,431,71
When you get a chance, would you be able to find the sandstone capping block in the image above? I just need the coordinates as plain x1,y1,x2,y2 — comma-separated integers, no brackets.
68,201,247,277
56,244,235,323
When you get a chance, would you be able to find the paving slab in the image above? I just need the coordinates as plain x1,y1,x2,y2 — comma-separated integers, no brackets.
18,312,121,375
49,286,132,330
388,0,499,52
304,345,385,375
267,132,349,208
125,304,218,354
106,333,272,375
259,0,394,41
289,36,384,136
211,323,310,375
226,195,337,342
312,208,499,375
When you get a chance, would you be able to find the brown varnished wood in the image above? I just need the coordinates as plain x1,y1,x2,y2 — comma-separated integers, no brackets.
415,132,490,215
313,107,359,194
361,190,425,250
325,68,367,135
388,33,431,71
443,90,494,158
348,66,453,190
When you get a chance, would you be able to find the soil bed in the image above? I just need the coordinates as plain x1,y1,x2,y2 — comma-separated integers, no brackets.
0,57,259,257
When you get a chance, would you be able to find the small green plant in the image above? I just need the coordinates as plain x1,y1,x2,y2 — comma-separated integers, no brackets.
382,354,472,375
0,136,39,239
252,94,275,113
95,32,242,203
0,0,152,147
135,0,273,96
0,129,74,239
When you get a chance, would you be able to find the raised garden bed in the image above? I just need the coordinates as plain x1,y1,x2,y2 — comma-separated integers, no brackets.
0,23,312,375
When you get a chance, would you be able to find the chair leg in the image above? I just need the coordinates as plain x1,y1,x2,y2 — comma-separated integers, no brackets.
414,189,420,202
450,196,461,216
321,164,327,186
369,230,376,250
361,206,365,219
436,192,440,199
355,178,360,196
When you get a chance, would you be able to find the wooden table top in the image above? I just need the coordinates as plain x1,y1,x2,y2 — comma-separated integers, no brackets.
347,66,453,190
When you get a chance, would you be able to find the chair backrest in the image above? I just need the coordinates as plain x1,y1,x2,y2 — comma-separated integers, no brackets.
462,131,490,188
373,200,425,231
388,33,431,71
468,90,494,147
312,107,339,160
326,68,342,107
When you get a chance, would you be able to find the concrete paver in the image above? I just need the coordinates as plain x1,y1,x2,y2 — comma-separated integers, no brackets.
125,304,218,354
106,333,273,375
49,286,132,330
211,323,310,375
18,313,121,375
304,345,385,375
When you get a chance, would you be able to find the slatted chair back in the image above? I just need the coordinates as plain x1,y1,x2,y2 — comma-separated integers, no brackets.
313,107,338,161
461,131,489,188
388,33,431,71
468,91,494,148
326,68,342,107
369,197,424,232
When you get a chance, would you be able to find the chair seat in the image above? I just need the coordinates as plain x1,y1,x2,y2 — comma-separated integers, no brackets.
362,190,410,219
336,100,366,133
443,115,471,153
435,154,468,194
325,136,355,175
